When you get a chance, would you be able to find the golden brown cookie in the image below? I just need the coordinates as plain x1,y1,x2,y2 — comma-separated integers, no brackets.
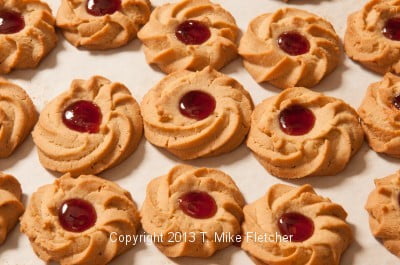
141,164,245,257
239,8,340,89
0,0,57,74
247,87,364,179
358,73,400,158
56,0,151,50
344,0,400,74
141,67,253,160
242,184,352,265
20,173,140,265
138,0,238,73
365,172,400,258
0,78,37,158
0,172,24,245
32,76,143,176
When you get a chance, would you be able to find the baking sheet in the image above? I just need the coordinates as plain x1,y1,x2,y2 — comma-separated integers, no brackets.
1,0,399,264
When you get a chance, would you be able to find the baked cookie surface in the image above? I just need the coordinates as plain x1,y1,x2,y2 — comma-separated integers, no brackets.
141,164,245,257
359,73,400,157
365,171,400,258
138,0,238,73
239,8,340,89
344,0,400,74
56,0,151,50
247,87,364,179
32,76,143,175
20,173,140,265
242,184,352,265
0,0,57,74
141,67,253,160
0,172,24,245
0,78,37,158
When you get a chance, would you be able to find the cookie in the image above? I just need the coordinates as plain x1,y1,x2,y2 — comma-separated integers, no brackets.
32,76,143,175
0,78,37,158
358,73,400,157
56,0,151,50
239,8,340,89
0,0,57,74
0,172,24,245
247,87,364,179
242,184,352,265
344,0,400,74
138,0,238,73
365,172,400,257
141,164,245,257
20,173,140,265
141,67,253,160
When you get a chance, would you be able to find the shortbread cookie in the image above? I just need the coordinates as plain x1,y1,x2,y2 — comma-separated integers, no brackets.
141,164,245,257
239,8,340,89
56,0,151,50
359,73,400,157
20,173,140,265
141,67,253,160
0,172,24,245
365,172,400,257
0,0,57,74
32,76,143,175
242,184,352,265
138,0,238,73
0,79,37,158
344,0,400,74
247,87,364,179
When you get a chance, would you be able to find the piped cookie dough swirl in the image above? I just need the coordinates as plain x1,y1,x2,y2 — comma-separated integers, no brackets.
56,0,151,49
138,0,238,73
32,76,143,175
141,67,253,160
239,8,340,89
242,184,353,265
0,0,57,74
0,78,37,158
247,87,364,179
20,173,140,265
358,73,400,157
141,164,245,257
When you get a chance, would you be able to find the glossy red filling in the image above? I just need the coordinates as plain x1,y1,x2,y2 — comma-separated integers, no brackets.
179,90,216,120
175,20,211,45
277,31,310,56
178,191,217,219
62,100,102,133
86,0,121,16
278,212,314,242
59,199,97,232
382,17,400,41
0,10,25,34
279,105,315,136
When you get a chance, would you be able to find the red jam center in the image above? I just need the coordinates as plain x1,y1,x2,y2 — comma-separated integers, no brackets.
59,199,97,232
175,20,211,45
382,17,400,41
278,212,314,242
279,105,315,136
178,191,217,219
277,31,310,56
86,0,121,16
179,90,216,120
62,100,102,133
392,94,400,110
0,10,25,34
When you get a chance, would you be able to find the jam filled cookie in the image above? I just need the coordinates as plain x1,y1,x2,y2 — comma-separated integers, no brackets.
56,0,151,50
141,67,253,160
0,0,57,74
32,76,143,175
0,172,24,245
242,184,352,265
0,78,37,158
239,8,340,89
345,0,400,74
359,73,400,157
365,172,400,257
20,173,140,265
137,0,238,73
247,87,363,179
141,164,245,257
